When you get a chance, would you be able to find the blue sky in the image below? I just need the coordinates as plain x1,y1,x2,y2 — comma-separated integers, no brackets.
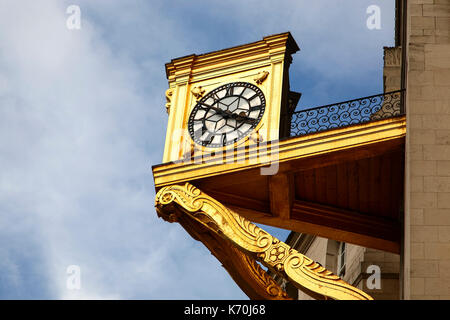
0,0,395,299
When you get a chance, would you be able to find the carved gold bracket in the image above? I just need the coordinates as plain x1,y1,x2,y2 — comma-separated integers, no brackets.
175,207,291,300
249,130,264,144
191,86,205,101
155,183,373,300
165,88,173,114
254,71,269,85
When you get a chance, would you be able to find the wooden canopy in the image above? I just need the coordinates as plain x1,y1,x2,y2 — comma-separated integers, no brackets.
153,116,406,253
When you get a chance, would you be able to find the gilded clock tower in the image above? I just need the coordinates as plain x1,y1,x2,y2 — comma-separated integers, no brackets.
162,33,299,163
153,33,377,300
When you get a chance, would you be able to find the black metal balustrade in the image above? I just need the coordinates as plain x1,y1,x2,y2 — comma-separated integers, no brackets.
289,89,405,137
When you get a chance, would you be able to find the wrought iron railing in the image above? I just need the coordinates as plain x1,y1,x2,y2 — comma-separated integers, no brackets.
289,89,405,137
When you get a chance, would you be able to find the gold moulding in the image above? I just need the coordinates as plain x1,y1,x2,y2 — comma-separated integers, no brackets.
155,182,373,300
254,71,269,85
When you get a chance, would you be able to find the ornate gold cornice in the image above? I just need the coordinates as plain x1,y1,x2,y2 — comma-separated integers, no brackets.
153,116,406,188
155,182,373,300
165,32,299,83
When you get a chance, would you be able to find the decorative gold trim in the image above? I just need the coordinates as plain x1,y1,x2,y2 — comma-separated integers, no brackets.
249,130,264,144
254,71,269,85
173,209,291,300
162,33,299,163
165,88,173,114
191,86,205,101
155,183,373,300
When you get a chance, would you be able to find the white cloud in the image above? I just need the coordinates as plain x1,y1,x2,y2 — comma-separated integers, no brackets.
0,0,395,299
0,0,245,299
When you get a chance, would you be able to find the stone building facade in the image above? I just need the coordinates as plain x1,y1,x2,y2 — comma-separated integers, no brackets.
277,234,401,300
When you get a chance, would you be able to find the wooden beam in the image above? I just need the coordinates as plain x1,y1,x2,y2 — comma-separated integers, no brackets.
203,189,270,213
225,200,400,254
277,137,405,175
291,200,399,243
198,186,400,253
194,138,404,192
269,173,293,220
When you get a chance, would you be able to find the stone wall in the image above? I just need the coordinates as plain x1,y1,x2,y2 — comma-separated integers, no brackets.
384,46,402,92
357,248,400,300
406,0,450,299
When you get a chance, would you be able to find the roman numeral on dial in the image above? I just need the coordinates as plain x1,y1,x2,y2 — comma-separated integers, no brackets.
194,126,207,138
199,132,214,143
248,94,258,101
198,102,211,110
225,84,234,96
211,92,221,103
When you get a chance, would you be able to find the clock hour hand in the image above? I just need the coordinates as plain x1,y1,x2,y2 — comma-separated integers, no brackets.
199,102,227,116
237,117,257,125
230,111,257,124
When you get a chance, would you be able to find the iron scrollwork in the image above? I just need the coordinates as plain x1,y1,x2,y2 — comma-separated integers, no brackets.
289,89,405,137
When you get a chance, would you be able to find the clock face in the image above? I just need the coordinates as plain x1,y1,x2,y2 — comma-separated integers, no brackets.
188,82,266,148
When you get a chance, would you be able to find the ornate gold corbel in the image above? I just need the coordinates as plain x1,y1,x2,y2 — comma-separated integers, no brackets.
155,182,373,300
191,86,205,101
249,131,264,144
254,71,269,85
174,208,291,300
165,88,173,114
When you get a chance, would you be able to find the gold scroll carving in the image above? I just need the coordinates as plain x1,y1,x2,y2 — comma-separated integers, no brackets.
165,88,173,114
254,71,269,85
175,209,291,300
155,182,373,300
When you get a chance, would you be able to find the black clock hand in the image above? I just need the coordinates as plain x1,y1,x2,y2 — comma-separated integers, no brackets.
237,117,257,124
229,111,257,124
199,102,228,117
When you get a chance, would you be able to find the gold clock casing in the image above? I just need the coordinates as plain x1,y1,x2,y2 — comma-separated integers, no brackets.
162,32,300,163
